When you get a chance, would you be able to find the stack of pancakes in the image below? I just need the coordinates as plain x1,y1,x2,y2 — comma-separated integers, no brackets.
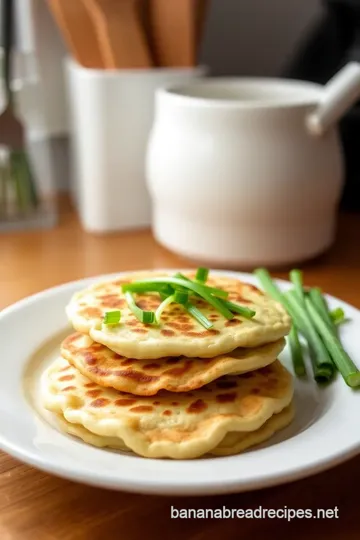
42,271,294,459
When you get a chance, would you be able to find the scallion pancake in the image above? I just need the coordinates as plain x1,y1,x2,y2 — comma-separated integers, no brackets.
61,332,286,395
66,271,291,359
42,357,294,459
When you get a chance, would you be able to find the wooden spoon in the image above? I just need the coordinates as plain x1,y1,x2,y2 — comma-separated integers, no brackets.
149,0,197,67
47,0,104,68
83,0,152,69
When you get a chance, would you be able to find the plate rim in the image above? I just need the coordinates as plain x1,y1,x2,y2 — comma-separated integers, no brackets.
1,268,360,496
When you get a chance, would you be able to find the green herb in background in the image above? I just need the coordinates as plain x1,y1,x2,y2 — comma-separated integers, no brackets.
254,267,359,388
288,326,306,376
254,268,307,377
285,290,334,382
289,269,306,304
305,297,360,387
308,287,337,335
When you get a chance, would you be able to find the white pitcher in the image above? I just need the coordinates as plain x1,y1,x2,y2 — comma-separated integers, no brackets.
146,63,360,266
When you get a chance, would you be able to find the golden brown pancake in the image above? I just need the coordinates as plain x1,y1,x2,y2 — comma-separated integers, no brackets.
61,332,286,396
52,404,295,456
66,271,291,359
42,357,294,459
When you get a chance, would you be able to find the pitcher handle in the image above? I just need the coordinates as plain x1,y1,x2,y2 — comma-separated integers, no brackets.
306,62,360,136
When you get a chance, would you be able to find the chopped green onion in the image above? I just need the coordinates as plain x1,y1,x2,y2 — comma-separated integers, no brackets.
159,284,175,296
308,288,337,335
173,272,189,281
103,310,121,325
331,307,347,326
174,290,189,304
289,269,306,304
221,300,256,319
172,281,189,294
305,296,360,387
155,294,175,323
288,325,306,376
158,291,213,329
173,272,229,299
123,277,234,320
285,291,334,382
124,291,155,324
122,283,164,294
195,267,209,283
185,302,213,330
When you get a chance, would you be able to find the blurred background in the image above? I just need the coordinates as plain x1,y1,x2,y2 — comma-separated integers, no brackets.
1,0,322,192
0,0,359,237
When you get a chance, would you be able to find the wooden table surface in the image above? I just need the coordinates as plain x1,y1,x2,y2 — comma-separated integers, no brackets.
1,201,360,540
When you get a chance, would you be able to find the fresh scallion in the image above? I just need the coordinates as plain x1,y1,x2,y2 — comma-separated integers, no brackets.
173,273,229,299
221,300,256,319
308,287,337,335
159,284,175,296
305,296,360,387
331,307,347,327
289,269,306,304
123,283,167,294
103,310,121,325
123,277,234,319
173,272,190,281
184,302,213,330
288,325,306,376
254,268,307,379
195,267,209,283
254,268,286,306
174,290,189,304
155,294,175,323
285,291,334,382
124,291,155,324
157,292,213,329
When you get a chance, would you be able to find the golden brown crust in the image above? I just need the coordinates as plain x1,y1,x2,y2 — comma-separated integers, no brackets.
61,332,285,395
66,271,291,359
42,357,294,459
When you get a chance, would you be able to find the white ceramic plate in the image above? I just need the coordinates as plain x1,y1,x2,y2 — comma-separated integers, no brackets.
0,270,360,496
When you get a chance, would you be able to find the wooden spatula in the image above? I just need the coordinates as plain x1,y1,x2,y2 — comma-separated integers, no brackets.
149,0,197,67
83,0,152,69
47,0,104,68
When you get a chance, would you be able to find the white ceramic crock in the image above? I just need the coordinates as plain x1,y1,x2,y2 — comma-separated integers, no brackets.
65,59,207,233
146,63,360,266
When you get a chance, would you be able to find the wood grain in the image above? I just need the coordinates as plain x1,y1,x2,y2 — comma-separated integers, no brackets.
84,0,152,69
47,0,104,68
149,0,197,67
0,198,360,539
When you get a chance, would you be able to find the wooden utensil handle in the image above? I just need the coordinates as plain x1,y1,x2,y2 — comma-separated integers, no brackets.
84,0,152,69
47,0,104,68
149,0,196,67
